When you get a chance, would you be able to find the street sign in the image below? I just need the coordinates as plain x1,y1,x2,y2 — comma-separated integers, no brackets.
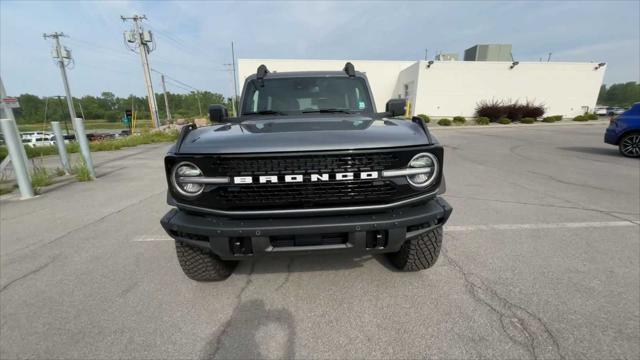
1,97,20,108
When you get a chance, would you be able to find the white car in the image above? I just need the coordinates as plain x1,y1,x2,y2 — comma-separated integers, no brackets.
21,134,54,147
594,107,608,116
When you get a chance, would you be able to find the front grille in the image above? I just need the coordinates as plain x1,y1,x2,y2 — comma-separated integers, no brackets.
218,179,396,209
209,153,397,176
171,147,441,212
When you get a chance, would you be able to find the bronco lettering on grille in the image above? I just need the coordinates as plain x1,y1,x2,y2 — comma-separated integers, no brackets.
233,171,378,184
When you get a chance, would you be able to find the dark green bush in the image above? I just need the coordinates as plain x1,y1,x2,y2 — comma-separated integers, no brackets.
584,113,598,120
416,114,430,123
520,117,535,124
542,115,562,122
498,117,512,124
573,115,588,122
452,116,466,124
437,118,452,126
475,117,490,125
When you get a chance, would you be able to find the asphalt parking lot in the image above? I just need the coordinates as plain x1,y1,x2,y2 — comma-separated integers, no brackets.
1,123,638,359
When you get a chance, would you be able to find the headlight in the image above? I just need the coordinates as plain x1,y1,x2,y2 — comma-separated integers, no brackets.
406,152,438,188
171,161,205,197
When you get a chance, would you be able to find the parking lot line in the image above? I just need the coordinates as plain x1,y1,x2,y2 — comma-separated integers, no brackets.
446,220,639,232
131,221,639,242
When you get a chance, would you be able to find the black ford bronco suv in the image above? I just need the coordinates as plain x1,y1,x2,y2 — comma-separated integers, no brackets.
161,63,452,281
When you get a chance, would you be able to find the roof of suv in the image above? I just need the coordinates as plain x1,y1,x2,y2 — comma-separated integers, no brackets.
244,70,366,80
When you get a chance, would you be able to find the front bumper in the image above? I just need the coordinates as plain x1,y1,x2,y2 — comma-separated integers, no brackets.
160,197,452,260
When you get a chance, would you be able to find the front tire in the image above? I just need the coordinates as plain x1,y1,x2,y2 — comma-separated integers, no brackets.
175,241,237,281
619,132,640,158
387,227,442,271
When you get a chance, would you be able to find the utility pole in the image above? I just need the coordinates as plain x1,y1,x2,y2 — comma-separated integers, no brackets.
231,42,239,112
160,74,172,122
425,48,428,61
223,63,237,116
43,32,78,129
121,15,160,128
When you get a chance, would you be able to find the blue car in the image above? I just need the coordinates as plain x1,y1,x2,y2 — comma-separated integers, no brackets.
604,103,640,158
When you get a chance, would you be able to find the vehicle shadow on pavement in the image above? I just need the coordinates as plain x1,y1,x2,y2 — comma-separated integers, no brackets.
242,253,376,275
557,146,620,157
200,299,296,359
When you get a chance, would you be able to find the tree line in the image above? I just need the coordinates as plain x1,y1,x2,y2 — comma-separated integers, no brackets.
13,91,232,124
597,82,640,108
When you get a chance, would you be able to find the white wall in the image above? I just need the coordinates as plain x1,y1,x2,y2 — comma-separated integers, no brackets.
412,61,606,118
238,59,606,118
238,59,414,111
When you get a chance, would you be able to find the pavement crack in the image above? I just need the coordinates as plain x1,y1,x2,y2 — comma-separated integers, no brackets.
442,243,565,360
527,170,624,193
509,181,639,223
0,256,58,293
276,257,294,291
207,260,256,360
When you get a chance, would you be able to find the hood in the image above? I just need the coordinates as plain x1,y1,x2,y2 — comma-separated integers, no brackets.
176,115,430,154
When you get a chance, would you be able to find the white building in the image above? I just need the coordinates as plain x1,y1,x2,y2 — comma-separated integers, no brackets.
238,59,606,118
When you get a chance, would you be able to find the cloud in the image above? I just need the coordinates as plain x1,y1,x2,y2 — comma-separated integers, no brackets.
1,0,638,97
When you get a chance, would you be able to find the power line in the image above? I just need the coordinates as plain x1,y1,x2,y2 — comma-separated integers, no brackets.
151,69,201,91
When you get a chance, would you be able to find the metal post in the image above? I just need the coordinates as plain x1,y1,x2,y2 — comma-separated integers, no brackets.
161,74,172,122
71,117,96,178
0,119,34,199
1,76,30,168
51,121,71,174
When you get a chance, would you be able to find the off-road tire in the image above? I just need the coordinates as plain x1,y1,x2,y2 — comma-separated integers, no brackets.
387,227,442,271
175,241,237,281
618,132,640,158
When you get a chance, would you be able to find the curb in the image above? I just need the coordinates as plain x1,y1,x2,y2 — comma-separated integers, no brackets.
428,120,609,130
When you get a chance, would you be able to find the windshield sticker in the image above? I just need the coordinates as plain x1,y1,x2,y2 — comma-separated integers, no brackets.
358,101,365,109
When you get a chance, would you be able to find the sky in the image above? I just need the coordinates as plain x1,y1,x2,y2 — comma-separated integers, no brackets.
1,0,639,98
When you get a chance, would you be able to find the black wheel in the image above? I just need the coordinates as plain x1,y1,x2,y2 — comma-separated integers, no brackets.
387,227,442,271
619,133,640,158
175,241,237,281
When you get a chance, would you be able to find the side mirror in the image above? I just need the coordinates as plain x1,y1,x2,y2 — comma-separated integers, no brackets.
209,104,229,123
386,99,407,117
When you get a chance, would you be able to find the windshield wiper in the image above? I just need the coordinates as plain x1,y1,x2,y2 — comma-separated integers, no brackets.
243,110,287,116
302,108,354,114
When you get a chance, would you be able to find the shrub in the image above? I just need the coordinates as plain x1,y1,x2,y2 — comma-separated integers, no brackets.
476,99,546,122
520,117,535,124
584,113,598,120
475,99,506,121
475,117,490,125
521,101,546,118
542,115,562,122
437,118,452,126
498,117,512,124
573,115,588,122
30,166,52,194
72,161,93,182
416,114,430,123
452,116,466,125
504,102,525,122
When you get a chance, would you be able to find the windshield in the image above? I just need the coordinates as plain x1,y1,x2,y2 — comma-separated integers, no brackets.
241,76,373,116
